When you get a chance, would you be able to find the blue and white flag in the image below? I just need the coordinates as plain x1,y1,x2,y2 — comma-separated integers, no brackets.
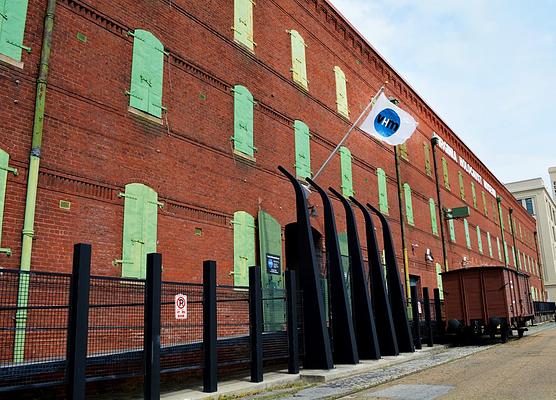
359,93,418,145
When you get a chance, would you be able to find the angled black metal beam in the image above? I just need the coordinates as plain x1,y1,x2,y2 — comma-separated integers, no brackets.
278,166,333,370
350,196,399,356
366,203,415,353
306,178,358,364
329,187,380,360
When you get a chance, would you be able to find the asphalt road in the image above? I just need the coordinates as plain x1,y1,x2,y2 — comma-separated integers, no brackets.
342,324,556,400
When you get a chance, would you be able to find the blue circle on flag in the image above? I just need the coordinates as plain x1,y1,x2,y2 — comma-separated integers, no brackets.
374,108,401,137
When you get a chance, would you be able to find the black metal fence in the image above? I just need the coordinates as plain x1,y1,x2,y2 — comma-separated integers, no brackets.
533,301,556,315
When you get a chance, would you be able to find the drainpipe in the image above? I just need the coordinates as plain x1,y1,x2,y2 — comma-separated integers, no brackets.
431,137,449,272
497,196,509,267
14,0,57,363
509,208,520,270
533,231,545,300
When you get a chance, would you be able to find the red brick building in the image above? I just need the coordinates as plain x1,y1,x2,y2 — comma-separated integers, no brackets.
0,0,544,304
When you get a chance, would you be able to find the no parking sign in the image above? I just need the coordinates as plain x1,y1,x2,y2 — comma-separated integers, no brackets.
175,294,188,320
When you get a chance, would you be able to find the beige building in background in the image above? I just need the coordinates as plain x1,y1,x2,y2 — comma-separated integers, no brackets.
506,173,556,300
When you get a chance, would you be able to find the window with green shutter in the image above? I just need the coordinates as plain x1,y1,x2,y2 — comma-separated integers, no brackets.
487,232,493,258
233,85,256,158
340,146,353,197
399,143,408,160
442,157,450,190
458,171,465,200
119,183,160,279
504,241,509,265
0,0,30,62
496,236,502,261
492,202,497,224
482,191,488,216
338,232,350,302
511,246,516,267
448,219,456,243
508,213,512,234
294,120,311,179
476,226,483,254
471,181,477,209
517,249,521,269
289,30,308,90
233,211,256,287
429,198,438,236
435,263,444,300
233,0,255,51
403,183,414,226
334,66,349,118
464,219,471,249
128,29,165,118
0,148,16,256
423,142,432,176
377,167,388,214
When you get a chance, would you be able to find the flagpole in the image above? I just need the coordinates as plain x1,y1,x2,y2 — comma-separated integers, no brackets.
311,86,385,182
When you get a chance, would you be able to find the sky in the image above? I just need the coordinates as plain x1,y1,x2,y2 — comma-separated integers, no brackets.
330,0,556,190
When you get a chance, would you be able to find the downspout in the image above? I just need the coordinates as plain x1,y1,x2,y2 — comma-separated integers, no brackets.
509,208,520,270
14,0,57,363
431,137,449,272
533,231,545,300
497,196,509,268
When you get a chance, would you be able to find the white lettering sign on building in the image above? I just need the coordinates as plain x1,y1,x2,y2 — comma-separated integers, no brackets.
175,294,188,320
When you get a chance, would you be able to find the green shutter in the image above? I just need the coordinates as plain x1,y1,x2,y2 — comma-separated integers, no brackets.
498,201,505,230
338,232,350,302
233,0,254,51
464,219,471,249
294,120,311,179
482,191,488,215
429,198,438,236
377,167,388,214
448,219,456,242
403,183,414,226
487,232,493,258
504,241,509,265
0,0,29,62
442,157,450,190
435,263,444,300
476,226,483,254
289,30,308,89
471,181,477,209
508,214,513,234
121,183,159,279
129,30,165,118
511,246,516,267
458,171,465,200
399,143,408,160
423,143,432,176
517,249,521,270
233,211,256,287
0,149,10,250
233,85,255,157
334,66,349,118
519,223,522,239
496,236,502,261
340,146,353,197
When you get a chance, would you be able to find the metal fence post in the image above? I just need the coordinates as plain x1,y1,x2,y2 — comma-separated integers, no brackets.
433,288,444,341
423,288,433,347
203,260,217,393
249,266,263,383
410,286,422,350
66,243,92,400
144,253,162,400
285,270,299,374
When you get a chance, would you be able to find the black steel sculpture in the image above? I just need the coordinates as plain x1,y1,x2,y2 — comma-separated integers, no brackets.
278,166,334,370
366,203,415,353
306,178,359,364
330,187,380,360
350,196,399,356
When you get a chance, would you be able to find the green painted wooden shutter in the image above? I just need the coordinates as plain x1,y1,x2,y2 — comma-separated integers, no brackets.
233,0,254,51
294,120,311,179
399,143,408,160
129,30,165,118
487,231,493,258
496,236,502,261
508,214,512,234
458,172,465,200
0,149,10,251
504,241,509,265
429,198,438,236
476,226,483,254
435,263,444,300
377,167,388,214
471,181,477,209
403,183,414,226
233,211,256,287
233,85,255,157
340,146,353,197
338,232,350,302
511,246,516,267
121,183,159,279
334,66,349,118
423,143,432,176
464,219,471,249
442,157,450,190
448,219,456,242
517,249,521,270
0,0,29,62
482,191,488,215
289,30,308,89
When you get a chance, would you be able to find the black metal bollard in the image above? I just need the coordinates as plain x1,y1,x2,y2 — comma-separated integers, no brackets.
203,260,217,393
423,288,433,347
410,286,422,350
433,288,444,341
249,266,263,383
285,270,299,374
66,243,92,400
144,253,162,400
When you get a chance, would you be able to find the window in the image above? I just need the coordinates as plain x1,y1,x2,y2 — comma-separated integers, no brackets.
458,171,465,200
487,232,493,258
435,263,443,300
128,30,165,118
423,143,432,176
120,183,160,278
492,202,498,224
497,236,502,261
399,143,408,160
442,157,450,190
288,30,308,89
334,66,349,118
448,219,456,242
340,146,353,197
476,226,483,254
0,148,16,256
233,211,256,287
429,198,438,236
294,120,311,179
0,0,30,62
377,168,388,214
233,0,255,51
517,249,521,269
471,181,477,209
232,85,256,158
511,246,516,267
464,219,471,249
523,198,535,215
403,183,414,226
504,241,509,265
482,191,488,216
